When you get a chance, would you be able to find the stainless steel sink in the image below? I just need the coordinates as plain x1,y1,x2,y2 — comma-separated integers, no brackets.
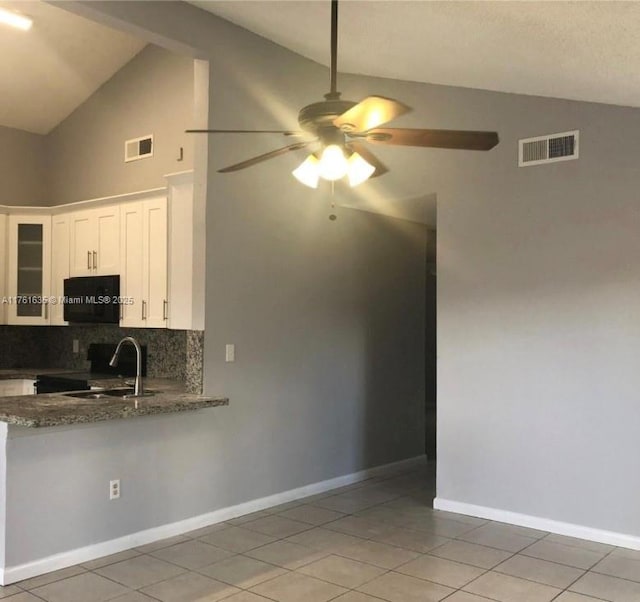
64,388,157,400
65,391,111,400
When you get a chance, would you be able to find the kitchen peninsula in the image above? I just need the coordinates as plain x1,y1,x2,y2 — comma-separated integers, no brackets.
0,376,228,427
0,366,229,585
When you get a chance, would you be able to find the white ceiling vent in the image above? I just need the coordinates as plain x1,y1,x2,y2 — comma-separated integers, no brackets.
125,135,153,162
518,130,579,167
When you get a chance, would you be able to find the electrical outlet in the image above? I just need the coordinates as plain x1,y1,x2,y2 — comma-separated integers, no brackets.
72,339,79,354
109,479,120,500
225,344,235,362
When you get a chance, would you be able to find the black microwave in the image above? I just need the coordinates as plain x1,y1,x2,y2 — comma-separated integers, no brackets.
63,275,120,323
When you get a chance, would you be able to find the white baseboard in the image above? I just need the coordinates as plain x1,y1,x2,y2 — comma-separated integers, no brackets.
434,497,640,551
1,455,425,585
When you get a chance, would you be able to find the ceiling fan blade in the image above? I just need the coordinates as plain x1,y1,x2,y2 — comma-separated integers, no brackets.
186,129,305,137
334,96,412,133
346,141,388,178
365,128,499,150
217,142,310,173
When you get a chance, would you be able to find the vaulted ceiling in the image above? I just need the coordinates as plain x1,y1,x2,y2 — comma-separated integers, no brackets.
0,1,145,134
5,2,639,137
3,0,639,225
190,1,640,110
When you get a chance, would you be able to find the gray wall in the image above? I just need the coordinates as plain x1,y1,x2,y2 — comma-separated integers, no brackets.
0,44,194,207
0,1,428,570
0,127,48,206
46,44,194,205
83,2,640,540
328,69,640,538
435,94,640,538
425,229,436,459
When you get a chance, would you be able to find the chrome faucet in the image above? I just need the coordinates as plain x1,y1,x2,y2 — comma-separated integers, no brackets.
109,337,144,397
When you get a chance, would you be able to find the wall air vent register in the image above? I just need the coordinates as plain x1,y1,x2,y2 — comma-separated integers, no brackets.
519,130,579,167
125,135,153,162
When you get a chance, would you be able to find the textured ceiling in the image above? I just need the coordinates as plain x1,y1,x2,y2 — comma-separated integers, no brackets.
190,0,640,109
0,1,146,134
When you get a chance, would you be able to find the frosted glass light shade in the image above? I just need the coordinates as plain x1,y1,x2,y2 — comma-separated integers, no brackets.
292,155,320,188
293,146,375,188
318,145,348,181
347,152,375,187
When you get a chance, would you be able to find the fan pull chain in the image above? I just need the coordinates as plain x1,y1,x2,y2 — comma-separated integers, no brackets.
329,180,337,221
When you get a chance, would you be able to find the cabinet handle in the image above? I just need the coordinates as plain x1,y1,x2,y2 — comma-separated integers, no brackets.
142,300,147,320
93,251,97,270
163,300,168,321
87,251,92,270
44,303,48,320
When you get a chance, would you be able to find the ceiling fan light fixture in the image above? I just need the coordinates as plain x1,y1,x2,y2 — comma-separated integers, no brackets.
0,7,32,30
347,152,375,187
188,1,500,182
292,154,320,188
318,144,348,181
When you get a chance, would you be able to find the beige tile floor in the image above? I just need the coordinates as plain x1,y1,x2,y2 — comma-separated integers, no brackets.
3,462,639,601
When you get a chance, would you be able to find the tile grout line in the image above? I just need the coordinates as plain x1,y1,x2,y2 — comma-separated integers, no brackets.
2,467,423,598
547,543,623,602
12,465,636,602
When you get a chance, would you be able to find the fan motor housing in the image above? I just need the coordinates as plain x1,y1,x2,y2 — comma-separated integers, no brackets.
298,99,357,134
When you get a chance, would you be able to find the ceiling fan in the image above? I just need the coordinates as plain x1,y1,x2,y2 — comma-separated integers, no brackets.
186,0,499,188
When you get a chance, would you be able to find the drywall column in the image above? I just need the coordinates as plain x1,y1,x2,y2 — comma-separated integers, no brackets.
0,423,7,581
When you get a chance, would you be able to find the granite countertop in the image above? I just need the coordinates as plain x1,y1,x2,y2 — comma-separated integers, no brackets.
0,374,228,428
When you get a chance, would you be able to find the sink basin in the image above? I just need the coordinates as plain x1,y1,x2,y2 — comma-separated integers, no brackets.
65,391,111,400
64,388,157,400
101,387,136,397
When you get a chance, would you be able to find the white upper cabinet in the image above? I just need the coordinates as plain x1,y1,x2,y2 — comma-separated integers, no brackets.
143,198,168,327
69,205,120,277
6,215,51,326
2,179,196,330
120,196,167,328
69,209,92,277
120,202,144,327
0,379,35,396
50,213,70,326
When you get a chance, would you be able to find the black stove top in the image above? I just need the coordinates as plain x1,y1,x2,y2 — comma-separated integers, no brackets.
34,372,122,394
36,371,121,382
35,343,147,394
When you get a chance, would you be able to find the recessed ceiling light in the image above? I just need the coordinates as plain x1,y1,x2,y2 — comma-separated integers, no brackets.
0,7,33,31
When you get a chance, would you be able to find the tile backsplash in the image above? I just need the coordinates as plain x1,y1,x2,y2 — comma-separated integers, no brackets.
0,325,204,392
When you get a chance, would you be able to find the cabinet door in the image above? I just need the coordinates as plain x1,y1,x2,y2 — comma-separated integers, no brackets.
0,214,6,325
69,206,120,276
50,214,70,326
119,197,167,329
143,198,168,327
22,379,36,395
0,380,23,397
94,205,120,275
119,202,144,327
7,215,51,325
0,380,35,396
69,210,94,277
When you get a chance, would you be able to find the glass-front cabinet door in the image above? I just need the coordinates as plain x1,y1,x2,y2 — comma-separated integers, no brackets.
7,215,51,325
